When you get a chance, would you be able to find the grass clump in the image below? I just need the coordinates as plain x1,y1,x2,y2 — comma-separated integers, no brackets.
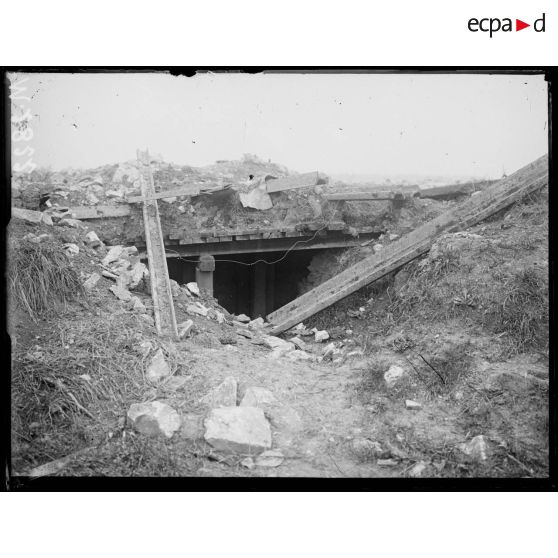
8,238,83,321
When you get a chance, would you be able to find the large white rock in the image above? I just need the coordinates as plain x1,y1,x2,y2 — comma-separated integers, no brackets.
146,348,171,382
186,282,200,296
178,319,195,338
236,314,251,323
186,302,209,317
204,406,272,454
200,376,238,407
12,207,43,224
405,399,422,411
127,401,181,438
240,387,276,407
239,183,273,210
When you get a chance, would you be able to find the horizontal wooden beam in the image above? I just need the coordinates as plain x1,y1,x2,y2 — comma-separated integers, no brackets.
68,205,131,219
266,154,548,334
127,183,226,203
265,171,327,193
140,232,378,259
326,189,418,201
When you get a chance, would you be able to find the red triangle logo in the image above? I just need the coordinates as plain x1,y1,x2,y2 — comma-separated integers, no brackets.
516,19,530,31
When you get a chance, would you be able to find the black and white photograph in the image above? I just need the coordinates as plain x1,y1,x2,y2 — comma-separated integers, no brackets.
6,70,550,482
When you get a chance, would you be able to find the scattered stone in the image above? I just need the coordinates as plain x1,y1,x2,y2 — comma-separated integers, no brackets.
236,328,253,339
63,243,79,256
314,330,330,343
408,461,428,478
248,317,265,330
255,450,284,468
110,285,132,302
146,348,171,382
405,399,422,411
102,245,124,266
289,336,307,350
322,342,341,361
200,376,238,408
178,319,195,339
389,234,400,241
84,231,102,248
58,218,83,228
373,243,383,253
161,197,177,204
129,296,147,313
106,190,124,198
83,272,101,292
127,401,181,438
102,270,118,280
180,413,204,440
240,387,276,407
236,314,251,323
204,406,272,454
24,233,51,244
186,302,209,317
262,335,294,351
212,310,226,324
458,435,490,462
384,365,406,388
240,457,256,470
219,334,237,345
186,282,200,296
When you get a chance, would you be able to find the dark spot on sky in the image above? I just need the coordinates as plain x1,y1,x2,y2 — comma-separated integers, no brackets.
72,124,78,128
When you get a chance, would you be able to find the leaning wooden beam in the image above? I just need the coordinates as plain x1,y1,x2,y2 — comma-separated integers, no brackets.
418,183,476,199
265,171,328,193
267,155,548,334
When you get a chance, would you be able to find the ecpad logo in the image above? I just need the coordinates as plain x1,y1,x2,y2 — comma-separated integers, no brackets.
468,13,546,37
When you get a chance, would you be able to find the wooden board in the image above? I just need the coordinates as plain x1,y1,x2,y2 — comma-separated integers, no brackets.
267,155,548,334
325,189,417,201
127,183,225,203
68,205,131,219
137,150,178,339
265,171,327,193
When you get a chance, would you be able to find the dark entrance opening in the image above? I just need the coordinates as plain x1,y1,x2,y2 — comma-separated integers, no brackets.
166,249,329,319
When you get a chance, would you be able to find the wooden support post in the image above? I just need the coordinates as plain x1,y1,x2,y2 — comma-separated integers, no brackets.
251,261,267,318
195,254,215,296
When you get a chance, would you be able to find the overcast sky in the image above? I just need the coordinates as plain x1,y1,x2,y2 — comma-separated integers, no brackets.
10,71,548,178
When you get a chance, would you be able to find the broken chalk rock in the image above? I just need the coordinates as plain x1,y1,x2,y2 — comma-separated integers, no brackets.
63,243,79,256
146,348,171,382
240,457,256,470
262,335,294,351
240,387,276,408
289,336,307,351
83,272,101,292
408,461,428,478
204,406,272,455
458,435,490,462
110,285,132,302
236,314,251,324
129,296,147,314
84,230,103,248
314,330,330,343
384,365,406,388
102,245,124,267
405,399,422,411
255,450,284,468
12,207,44,224
200,376,238,408
178,319,195,339
127,401,181,438
248,317,265,330
186,282,200,296
239,183,273,210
